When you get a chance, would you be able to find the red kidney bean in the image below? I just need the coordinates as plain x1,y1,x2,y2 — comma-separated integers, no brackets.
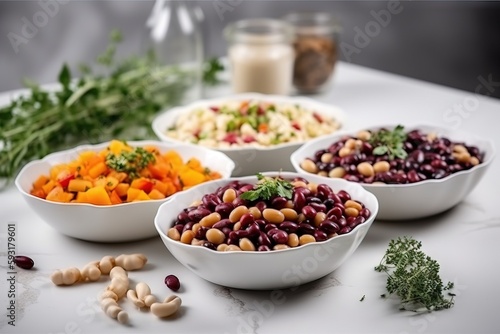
407,170,420,183
177,211,189,223
202,241,216,250
359,208,371,219
255,201,267,212
301,206,317,220
222,227,232,236
195,226,208,239
431,159,447,170
213,219,230,230
173,224,184,234
333,202,345,212
280,221,299,233
215,203,234,218
165,274,181,291
202,194,222,211
337,190,351,203
258,245,271,251
271,230,289,244
316,184,332,199
271,197,288,209
309,202,326,213
258,231,272,247
267,228,280,237
182,222,195,233
314,230,328,242
246,222,261,237
239,213,255,229
14,256,34,270
298,223,315,235
264,223,278,233
293,191,307,211
232,197,247,207
188,208,211,222
238,184,255,193
319,220,340,234
338,226,351,235
326,207,343,220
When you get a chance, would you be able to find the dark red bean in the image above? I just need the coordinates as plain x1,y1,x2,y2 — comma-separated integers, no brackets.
213,219,230,230
173,224,184,234
314,230,328,242
215,203,234,218
222,227,232,236
271,230,289,244
177,211,189,223
349,216,365,229
316,184,333,199
246,222,261,237
239,184,255,193
264,223,278,233
202,241,216,250
232,197,247,207
239,213,255,229
182,222,194,233
310,202,326,213
195,226,208,239
258,231,272,247
258,245,271,251
319,220,340,234
338,226,352,235
326,206,343,221
202,193,222,211
337,217,347,228
407,170,420,183
298,223,315,235
254,201,267,212
293,191,306,211
280,221,299,233
14,256,34,270
301,205,317,220
188,208,211,222
164,274,180,291
271,197,288,210
337,190,351,202
359,208,371,219
267,228,281,237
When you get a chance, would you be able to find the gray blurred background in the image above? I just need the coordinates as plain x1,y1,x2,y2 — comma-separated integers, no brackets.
1,0,499,98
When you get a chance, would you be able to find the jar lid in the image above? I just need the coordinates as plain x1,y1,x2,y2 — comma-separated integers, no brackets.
283,12,341,36
224,18,294,44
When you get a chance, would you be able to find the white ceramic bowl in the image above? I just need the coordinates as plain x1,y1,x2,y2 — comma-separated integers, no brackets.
290,124,495,221
15,141,235,243
152,93,346,176
154,172,378,290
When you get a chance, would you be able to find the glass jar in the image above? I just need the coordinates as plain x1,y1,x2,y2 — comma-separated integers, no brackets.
145,0,204,103
284,13,341,94
224,19,295,95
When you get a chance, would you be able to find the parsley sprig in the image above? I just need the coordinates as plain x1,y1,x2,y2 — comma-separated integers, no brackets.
105,146,155,179
375,236,455,312
369,125,408,160
240,173,293,201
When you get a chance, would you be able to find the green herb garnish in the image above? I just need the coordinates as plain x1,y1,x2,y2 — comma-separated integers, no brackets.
240,173,293,201
375,236,455,312
203,57,224,86
105,146,155,179
369,125,408,160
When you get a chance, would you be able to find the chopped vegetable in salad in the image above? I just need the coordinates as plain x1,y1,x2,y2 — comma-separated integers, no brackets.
165,100,342,148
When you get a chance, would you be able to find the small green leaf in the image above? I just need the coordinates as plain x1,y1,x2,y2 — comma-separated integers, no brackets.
373,146,388,155
58,63,71,89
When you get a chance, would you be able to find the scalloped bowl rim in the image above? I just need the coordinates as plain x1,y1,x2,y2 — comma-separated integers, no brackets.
151,92,348,152
290,123,496,189
15,140,236,209
154,171,379,256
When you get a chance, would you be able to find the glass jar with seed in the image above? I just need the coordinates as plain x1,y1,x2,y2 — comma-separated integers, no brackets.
284,12,341,94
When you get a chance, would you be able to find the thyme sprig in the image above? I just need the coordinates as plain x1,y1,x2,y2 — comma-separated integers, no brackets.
375,236,455,312
105,146,155,180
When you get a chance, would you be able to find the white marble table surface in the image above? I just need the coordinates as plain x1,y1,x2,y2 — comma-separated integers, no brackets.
1,62,499,334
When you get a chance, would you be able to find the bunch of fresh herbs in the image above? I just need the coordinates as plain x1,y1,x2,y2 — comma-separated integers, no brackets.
0,30,224,186
240,173,294,201
375,236,455,312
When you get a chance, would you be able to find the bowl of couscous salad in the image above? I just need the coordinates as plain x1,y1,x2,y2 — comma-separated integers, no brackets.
152,93,346,176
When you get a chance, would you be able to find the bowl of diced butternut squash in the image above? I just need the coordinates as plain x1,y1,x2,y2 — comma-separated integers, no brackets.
15,140,235,242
